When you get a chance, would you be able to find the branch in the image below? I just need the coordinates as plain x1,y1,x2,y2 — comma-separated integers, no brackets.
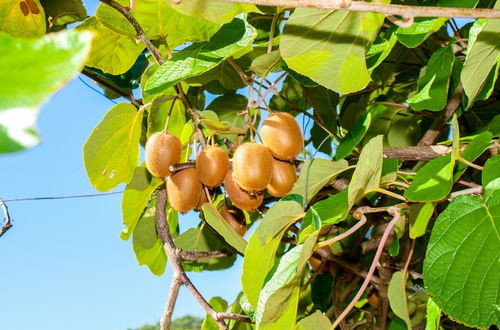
0,199,12,238
419,85,464,146
383,145,450,161
178,249,233,261
216,0,500,18
331,207,403,329
155,187,229,330
161,274,182,330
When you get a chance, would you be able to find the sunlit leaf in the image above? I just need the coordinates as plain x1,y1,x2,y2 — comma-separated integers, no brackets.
0,0,46,38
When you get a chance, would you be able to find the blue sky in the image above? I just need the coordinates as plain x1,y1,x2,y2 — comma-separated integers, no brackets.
0,2,244,329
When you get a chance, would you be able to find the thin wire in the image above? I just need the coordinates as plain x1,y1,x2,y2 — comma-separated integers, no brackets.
78,75,118,104
3,191,123,203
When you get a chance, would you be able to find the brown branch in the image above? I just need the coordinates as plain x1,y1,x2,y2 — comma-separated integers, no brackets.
0,199,12,238
216,312,253,323
419,85,464,146
383,145,451,160
161,274,182,330
155,187,229,330
178,249,233,261
216,0,500,18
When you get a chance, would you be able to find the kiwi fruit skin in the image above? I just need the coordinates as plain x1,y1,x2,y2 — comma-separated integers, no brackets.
260,112,303,161
232,142,273,192
167,168,202,213
219,204,247,236
224,169,263,211
196,145,229,187
145,131,182,178
267,158,297,197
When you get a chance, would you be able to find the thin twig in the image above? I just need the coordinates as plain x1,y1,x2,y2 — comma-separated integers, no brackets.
2,191,123,202
316,215,367,249
449,186,483,199
331,207,402,329
216,0,500,18
161,274,183,330
216,312,252,323
252,72,287,108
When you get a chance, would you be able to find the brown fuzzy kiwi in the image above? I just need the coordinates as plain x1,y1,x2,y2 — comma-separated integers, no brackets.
196,145,229,187
267,158,297,197
260,112,303,160
224,169,263,211
167,168,202,213
232,142,273,192
194,189,208,211
145,131,182,178
219,204,247,236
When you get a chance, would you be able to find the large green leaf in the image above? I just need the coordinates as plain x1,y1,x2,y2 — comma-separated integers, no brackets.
335,112,371,160
404,155,454,202
256,236,317,327
461,6,500,107
409,203,435,239
120,166,162,240
395,18,447,48
291,159,348,204
202,203,247,254
175,226,236,272
280,5,386,94
295,310,331,329
40,0,86,26
348,135,383,208
388,271,412,329
84,103,143,191
166,0,259,24
423,193,500,328
483,155,500,199
144,17,257,95
0,0,46,38
75,17,145,75
0,31,91,153
132,204,167,276
96,0,220,48
242,200,304,308
454,131,492,181
408,44,455,111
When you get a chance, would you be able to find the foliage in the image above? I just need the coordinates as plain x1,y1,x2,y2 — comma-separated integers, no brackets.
1,0,500,329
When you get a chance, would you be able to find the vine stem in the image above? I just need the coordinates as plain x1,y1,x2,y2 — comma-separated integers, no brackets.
252,72,287,108
215,0,500,18
316,215,367,249
331,207,402,329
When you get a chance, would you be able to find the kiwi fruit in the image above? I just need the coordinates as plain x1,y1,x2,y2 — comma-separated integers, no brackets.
219,204,247,236
167,168,202,213
267,158,297,197
232,142,273,192
260,112,303,160
145,131,182,178
196,145,229,187
194,189,208,211
224,169,263,211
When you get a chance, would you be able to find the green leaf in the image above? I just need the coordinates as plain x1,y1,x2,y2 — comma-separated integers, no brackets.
269,75,309,112
388,271,412,330
147,96,186,139
451,115,460,160
291,159,349,204
395,18,447,48
0,31,91,153
260,287,300,330
461,8,500,107
202,203,247,254
367,26,397,72
144,17,257,95
423,194,500,328
295,310,331,330
242,200,304,308
409,203,435,239
408,44,455,111
256,236,317,327
454,131,492,181
348,135,383,208
425,297,441,330
251,50,282,78
404,155,454,202
280,6,386,94
132,204,167,276
0,0,46,38
483,154,500,199
202,297,228,330
167,0,259,24
380,158,398,187
83,103,143,192
335,112,371,160
96,0,220,48
120,166,162,240
40,0,86,26
311,274,333,312
175,226,236,272
475,58,499,101
75,17,145,75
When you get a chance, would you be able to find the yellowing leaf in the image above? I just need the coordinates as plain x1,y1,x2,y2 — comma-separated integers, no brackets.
0,0,46,38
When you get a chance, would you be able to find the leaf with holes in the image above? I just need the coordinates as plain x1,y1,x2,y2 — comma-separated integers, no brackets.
84,103,143,191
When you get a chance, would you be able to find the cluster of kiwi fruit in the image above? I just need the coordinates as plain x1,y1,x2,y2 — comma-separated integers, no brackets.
145,112,303,235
